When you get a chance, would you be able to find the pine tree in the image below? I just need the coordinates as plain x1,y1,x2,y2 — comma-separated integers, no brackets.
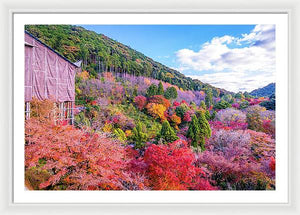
164,87,178,100
159,120,178,143
131,121,148,148
146,84,158,97
157,82,164,95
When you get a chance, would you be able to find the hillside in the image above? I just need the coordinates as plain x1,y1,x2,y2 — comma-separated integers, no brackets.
25,25,230,95
24,25,276,191
250,83,275,97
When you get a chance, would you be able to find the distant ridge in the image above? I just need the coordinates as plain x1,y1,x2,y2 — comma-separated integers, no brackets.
249,83,275,97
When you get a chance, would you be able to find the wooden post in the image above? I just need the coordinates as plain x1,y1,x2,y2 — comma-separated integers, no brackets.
25,102,30,120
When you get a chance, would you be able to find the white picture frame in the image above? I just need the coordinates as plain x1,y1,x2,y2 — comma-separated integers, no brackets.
0,0,299,214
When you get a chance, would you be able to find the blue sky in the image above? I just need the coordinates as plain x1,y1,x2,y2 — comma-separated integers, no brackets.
79,25,275,92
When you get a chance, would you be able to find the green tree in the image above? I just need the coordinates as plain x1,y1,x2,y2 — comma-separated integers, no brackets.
187,115,201,149
240,100,249,109
205,88,213,108
214,100,231,110
200,101,207,110
235,92,244,99
260,94,275,110
133,86,138,98
164,87,178,100
197,111,211,151
222,94,233,103
131,121,148,148
146,84,158,97
205,110,211,120
113,128,127,142
247,112,263,131
211,111,217,120
159,120,178,144
157,82,164,95
79,44,89,67
175,103,189,119
187,113,211,152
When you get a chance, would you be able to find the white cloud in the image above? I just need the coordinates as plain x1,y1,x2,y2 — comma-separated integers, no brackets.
175,24,275,92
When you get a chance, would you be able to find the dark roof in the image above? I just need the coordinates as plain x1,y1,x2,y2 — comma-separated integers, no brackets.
25,31,80,68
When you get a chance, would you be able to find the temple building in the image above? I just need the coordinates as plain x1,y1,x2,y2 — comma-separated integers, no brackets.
25,31,81,124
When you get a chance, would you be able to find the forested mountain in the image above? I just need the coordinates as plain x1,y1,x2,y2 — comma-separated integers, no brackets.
25,25,230,95
250,83,275,97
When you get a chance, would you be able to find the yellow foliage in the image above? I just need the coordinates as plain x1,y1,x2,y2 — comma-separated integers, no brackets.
102,123,113,133
165,72,174,78
78,70,90,80
170,114,181,125
146,103,167,120
29,97,58,122
125,130,132,137
75,86,82,95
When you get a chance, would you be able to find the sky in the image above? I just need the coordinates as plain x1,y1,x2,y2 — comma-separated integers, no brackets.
79,24,275,93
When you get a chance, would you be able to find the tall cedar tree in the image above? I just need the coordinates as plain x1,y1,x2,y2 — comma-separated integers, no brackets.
187,113,211,152
205,88,213,108
159,120,178,143
187,115,201,149
131,121,148,148
197,111,212,151
157,82,164,95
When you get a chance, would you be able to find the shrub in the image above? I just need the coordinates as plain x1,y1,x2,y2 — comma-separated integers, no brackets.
262,119,275,138
134,95,147,110
113,128,127,142
146,103,167,120
215,108,247,125
175,103,189,119
246,105,267,132
144,140,216,190
25,119,144,190
131,121,148,149
214,100,231,110
148,95,171,109
29,97,58,122
169,114,182,128
183,111,192,122
158,120,178,143
198,128,275,190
